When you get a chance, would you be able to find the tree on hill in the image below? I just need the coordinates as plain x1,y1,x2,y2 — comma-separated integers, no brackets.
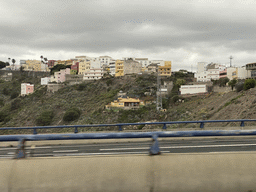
50,64,70,75
11,59,16,66
218,77,229,87
228,79,237,90
0,61,9,69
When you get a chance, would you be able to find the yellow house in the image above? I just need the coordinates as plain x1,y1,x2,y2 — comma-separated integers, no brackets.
105,97,145,110
78,60,90,74
158,61,172,77
115,60,124,77
23,60,46,71
55,60,73,67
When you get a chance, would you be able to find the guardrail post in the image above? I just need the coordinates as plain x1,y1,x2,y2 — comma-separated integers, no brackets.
14,138,26,159
200,122,204,128
149,134,161,155
74,127,78,134
163,124,167,130
118,125,122,131
240,121,245,127
33,128,37,135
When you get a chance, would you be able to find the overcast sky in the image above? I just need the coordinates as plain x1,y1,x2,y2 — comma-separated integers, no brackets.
1,0,256,71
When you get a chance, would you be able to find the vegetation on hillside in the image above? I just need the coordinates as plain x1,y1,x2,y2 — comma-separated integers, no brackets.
1,72,256,131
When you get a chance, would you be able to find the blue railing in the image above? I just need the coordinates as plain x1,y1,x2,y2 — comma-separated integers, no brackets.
1,119,256,159
0,119,255,134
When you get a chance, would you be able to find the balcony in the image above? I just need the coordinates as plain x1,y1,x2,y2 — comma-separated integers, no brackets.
246,63,256,70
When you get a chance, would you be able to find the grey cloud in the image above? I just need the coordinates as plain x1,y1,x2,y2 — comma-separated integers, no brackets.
1,0,256,68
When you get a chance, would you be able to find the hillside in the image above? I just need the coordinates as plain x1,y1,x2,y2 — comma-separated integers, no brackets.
0,72,256,132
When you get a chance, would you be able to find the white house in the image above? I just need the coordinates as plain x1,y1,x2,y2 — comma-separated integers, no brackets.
83,68,104,80
180,85,207,95
41,77,51,85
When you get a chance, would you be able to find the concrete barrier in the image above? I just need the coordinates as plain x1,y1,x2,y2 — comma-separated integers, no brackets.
1,152,256,192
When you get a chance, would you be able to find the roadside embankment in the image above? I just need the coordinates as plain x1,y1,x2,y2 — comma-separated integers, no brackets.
1,152,256,192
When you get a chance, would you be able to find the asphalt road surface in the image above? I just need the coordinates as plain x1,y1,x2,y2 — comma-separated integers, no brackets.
1,137,256,158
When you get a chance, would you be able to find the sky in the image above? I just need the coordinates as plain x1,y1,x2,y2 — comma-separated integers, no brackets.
1,0,256,71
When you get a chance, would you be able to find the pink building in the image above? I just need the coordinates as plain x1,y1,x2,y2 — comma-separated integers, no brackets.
219,69,227,78
21,83,34,96
71,62,79,73
51,68,70,83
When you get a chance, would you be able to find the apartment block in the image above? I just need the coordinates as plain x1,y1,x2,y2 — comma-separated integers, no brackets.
99,56,113,66
21,60,50,72
115,60,124,77
78,59,90,75
158,61,172,77
83,68,104,80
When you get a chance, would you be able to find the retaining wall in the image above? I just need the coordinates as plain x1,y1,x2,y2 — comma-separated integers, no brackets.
1,153,256,192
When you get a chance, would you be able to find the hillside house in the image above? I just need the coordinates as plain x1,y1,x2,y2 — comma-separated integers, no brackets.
105,97,145,110
41,77,51,85
179,85,207,95
21,83,34,96
50,68,70,83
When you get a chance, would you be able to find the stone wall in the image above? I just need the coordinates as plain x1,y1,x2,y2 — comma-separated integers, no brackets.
213,86,232,93
0,70,50,78
123,60,142,75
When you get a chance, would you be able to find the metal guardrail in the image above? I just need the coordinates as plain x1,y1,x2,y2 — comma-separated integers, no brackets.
0,119,255,134
1,119,256,159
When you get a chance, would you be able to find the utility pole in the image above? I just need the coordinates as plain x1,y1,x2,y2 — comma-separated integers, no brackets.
156,65,162,111
229,55,233,67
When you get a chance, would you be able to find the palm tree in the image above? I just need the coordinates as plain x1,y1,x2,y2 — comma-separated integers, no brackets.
44,57,48,71
11,59,15,70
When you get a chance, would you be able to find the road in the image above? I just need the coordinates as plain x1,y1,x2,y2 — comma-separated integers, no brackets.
1,137,256,158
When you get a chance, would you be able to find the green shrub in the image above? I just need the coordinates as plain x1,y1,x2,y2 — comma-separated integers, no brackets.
10,98,22,111
236,82,244,92
172,95,180,103
138,124,145,130
76,83,87,91
10,92,19,99
63,107,81,122
0,99,4,107
244,79,256,90
36,110,54,126
2,88,10,95
228,79,237,90
106,79,112,86
0,111,8,122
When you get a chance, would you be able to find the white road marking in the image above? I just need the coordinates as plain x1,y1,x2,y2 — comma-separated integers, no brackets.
160,143,256,149
0,155,13,157
53,150,79,153
0,146,52,151
100,147,149,151
34,151,170,157
0,148,16,151
28,146,52,149
100,143,256,151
